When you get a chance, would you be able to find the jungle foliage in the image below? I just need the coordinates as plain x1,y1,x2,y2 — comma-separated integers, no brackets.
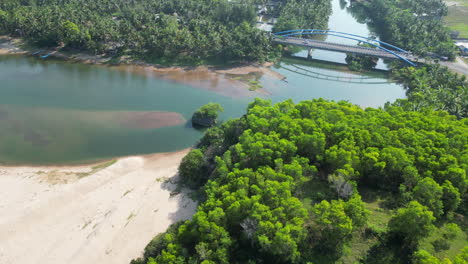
360,0,458,59
272,0,332,33
134,99,467,264
0,0,331,64
0,0,269,63
392,64,468,119
191,103,224,128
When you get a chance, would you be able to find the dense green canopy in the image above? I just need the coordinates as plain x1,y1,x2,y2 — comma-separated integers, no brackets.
273,0,331,33
360,0,458,59
133,99,467,264
392,64,468,119
0,0,272,63
0,0,331,64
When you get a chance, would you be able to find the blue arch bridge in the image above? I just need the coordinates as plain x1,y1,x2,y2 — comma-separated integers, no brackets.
272,29,417,66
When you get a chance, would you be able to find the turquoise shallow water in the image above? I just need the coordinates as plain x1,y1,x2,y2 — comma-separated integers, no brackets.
0,0,405,164
0,56,251,164
0,54,404,165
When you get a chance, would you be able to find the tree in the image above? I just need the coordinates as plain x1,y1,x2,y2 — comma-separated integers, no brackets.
328,173,354,199
344,194,369,230
311,200,353,254
392,65,467,119
179,149,205,187
139,99,467,263
388,201,435,246
61,21,86,47
413,250,452,264
363,0,457,59
412,177,444,218
441,181,461,215
0,9,8,33
453,246,468,264
413,246,468,264
0,0,281,63
192,103,224,127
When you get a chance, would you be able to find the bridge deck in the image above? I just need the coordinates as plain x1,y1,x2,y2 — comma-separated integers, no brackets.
272,37,413,60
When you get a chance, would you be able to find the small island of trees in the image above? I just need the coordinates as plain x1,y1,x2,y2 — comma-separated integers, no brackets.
191,103,224,128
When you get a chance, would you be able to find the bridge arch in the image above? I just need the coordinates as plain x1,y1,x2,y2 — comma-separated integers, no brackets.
273,29,416,66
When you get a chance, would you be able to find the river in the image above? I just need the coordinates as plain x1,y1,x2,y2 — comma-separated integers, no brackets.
0,0,405,164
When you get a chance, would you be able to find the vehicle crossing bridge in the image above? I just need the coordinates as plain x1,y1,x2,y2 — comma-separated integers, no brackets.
272,29,417,66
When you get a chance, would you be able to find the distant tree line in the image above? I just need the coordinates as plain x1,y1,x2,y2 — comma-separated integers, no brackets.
0,0,332,64
0,0,269,63
272,0,332,33
392,64,468,119
358,0,458,60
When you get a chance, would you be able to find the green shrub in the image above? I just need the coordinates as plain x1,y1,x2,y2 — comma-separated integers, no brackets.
179,149,206,187
432,238,451,252
192,103,224,127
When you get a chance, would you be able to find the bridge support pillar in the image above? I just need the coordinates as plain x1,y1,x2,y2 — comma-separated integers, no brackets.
307,48,313,59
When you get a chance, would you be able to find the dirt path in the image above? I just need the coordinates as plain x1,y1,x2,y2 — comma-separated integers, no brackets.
440,57,468,76
0,149,197,264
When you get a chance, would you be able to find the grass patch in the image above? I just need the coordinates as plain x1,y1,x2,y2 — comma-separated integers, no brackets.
81,219,92,230
359,187,394,236
76,159,117,178
336,188,393,264
298,179,335,212
444,3,468,37
125,211,137,227
127,212,136,221
122,188,133,197
155,177,169,183
92,159,117,171
248,80,263,90
419,221,467,260
248,84,263,91
339,231,379,264
226,73,263,91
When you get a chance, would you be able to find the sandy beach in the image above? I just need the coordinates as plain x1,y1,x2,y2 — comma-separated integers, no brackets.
0,149,197,264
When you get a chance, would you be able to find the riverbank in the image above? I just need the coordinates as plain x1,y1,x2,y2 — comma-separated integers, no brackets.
0,149,197,264
0,35,283,97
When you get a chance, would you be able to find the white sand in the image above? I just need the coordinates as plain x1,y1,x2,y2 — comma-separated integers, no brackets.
0,150,197,264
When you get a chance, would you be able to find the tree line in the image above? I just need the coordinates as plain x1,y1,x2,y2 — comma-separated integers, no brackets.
133,98,467,264
0,0,270,63
0,0,332,64
272,0,332,33
391,64,467,119
358,0,458,60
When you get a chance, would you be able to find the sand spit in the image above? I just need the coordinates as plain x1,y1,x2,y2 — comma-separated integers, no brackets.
0,37,26,55
118,111,185,129
0,149,197,264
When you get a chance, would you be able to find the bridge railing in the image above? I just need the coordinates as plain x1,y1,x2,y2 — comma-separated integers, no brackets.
275,36,406,55
272,29,416,66
274,29,411,54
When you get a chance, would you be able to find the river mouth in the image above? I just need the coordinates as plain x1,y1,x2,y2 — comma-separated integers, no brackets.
0,0,406,165
0,54,403,165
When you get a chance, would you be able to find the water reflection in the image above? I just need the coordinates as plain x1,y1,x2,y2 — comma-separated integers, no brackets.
280,64,392,84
